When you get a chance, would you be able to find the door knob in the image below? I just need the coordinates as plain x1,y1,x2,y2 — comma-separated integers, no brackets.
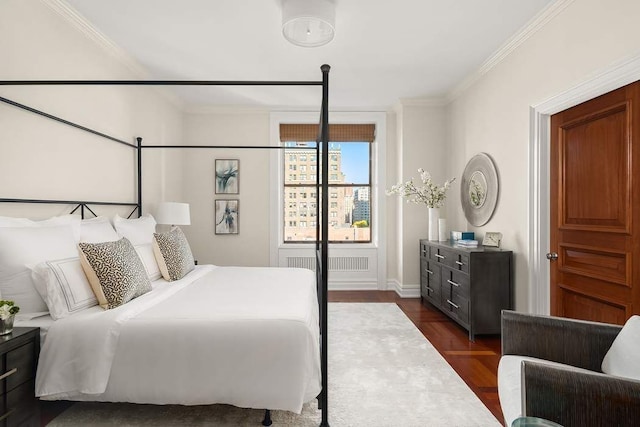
546,252,558,261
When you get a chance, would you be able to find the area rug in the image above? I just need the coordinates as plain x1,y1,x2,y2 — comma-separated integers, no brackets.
47,303,501,426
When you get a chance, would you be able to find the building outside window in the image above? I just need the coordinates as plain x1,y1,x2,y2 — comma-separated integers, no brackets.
282,137,371,243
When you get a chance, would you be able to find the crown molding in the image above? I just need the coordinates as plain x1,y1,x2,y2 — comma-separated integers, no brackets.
41,0,148,78
184,105,271,115
446,0,575,103
40,0,185,110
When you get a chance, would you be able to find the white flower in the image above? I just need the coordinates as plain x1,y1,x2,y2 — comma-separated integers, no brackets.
0,300,19,320
0,305,11,321
386,168,456,209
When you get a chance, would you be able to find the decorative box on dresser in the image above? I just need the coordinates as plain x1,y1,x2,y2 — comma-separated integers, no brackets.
0,327,40,427
420,239,512,340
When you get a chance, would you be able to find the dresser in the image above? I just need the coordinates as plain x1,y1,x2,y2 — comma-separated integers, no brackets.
0,327,40,427
420,240,512,340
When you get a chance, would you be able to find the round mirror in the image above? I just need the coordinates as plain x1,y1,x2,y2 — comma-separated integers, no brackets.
468,171,487,209
461,153,499,226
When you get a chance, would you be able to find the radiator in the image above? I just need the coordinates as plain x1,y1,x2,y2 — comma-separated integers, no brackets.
286,256,369,272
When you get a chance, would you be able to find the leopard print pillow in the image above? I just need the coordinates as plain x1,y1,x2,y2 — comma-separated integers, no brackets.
152,227,195,281
78,237,152,309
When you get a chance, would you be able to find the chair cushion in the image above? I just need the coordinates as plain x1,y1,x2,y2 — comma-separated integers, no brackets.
602,315,640,380
498,355,594,427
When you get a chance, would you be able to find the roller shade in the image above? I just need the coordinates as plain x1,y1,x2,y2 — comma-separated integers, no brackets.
280,124,375,142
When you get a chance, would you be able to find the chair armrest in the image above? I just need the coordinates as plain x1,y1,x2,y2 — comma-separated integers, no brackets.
522,360,640,427
501,310,621,371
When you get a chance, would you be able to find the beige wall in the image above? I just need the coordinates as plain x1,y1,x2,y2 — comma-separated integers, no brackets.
0,0,183,220
181,110,271,266
447,0,640,311
388,102,447,293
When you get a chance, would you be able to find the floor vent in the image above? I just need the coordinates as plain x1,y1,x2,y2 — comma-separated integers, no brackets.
286,256,369,272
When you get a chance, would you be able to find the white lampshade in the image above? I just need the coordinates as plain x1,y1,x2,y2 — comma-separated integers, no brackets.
155,202,191,226
282,0,335,48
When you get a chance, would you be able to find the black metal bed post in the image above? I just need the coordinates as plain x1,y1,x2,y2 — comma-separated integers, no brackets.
319,63,330,427
136,137,143,217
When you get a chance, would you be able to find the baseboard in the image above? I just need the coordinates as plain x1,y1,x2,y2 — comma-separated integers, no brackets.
328,281,379,291
392,282,420,298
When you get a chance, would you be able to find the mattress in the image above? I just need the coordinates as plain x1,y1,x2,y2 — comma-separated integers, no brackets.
35,264,321,413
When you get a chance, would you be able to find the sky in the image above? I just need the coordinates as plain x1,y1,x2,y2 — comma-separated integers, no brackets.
335,143,369,184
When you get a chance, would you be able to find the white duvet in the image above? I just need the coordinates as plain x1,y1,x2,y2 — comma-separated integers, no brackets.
36,265,321,413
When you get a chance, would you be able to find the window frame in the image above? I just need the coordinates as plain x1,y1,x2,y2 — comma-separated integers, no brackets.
282,140,373,244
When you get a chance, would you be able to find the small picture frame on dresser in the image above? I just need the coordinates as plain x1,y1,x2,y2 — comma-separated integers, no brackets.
482,232,502,247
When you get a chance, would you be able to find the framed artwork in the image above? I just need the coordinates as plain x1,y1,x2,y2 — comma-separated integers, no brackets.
215,199,239,234
215,159,239,194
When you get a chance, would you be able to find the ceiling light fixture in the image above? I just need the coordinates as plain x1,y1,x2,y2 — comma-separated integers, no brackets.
282,0,335,48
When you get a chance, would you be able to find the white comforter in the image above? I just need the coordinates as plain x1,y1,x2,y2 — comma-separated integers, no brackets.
36,265,321,413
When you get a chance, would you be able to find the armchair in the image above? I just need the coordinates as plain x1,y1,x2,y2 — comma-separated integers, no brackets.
498,310,640,427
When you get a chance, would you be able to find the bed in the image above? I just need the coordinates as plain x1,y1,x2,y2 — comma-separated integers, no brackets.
0,65,331,426
34,264,321,412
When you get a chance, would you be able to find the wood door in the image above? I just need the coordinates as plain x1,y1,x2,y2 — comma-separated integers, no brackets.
550,81,640,324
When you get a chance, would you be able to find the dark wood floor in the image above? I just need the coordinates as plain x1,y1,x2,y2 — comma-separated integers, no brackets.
42,291,504,425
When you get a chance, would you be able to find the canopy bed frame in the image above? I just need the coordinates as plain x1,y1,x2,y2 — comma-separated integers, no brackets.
0,64,331,427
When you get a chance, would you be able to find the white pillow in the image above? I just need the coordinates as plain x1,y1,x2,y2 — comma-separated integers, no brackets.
80,216,119,243
31,257,98,320
0,214,81,241
0,224,79,313
601,315,640,380
113,214,157,246
134,244,162,281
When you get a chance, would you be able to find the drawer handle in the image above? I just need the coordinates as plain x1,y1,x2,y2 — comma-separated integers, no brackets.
426,286,434,292
447,279,460,287
446,299,459,309
435,254,445,260
0,367,17,382
456,261,464,266
0,408,15,422
425,269,433,275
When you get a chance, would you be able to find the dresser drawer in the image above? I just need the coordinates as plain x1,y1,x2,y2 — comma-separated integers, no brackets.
445,294,469,325
421,259,440,282
420,242,430,259
431,247,468,271
4,341,35,393
5,379,38,427
446,270,470,299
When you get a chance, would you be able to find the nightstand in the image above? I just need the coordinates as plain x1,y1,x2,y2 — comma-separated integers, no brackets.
0,327,40,427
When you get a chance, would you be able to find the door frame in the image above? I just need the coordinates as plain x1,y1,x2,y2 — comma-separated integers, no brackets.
529,53,640,315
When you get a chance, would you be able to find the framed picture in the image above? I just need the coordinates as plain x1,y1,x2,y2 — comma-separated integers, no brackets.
215,199,239,235
215,159,239,194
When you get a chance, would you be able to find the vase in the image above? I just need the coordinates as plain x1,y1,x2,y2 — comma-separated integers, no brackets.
428,207,439,241
438,218,448,241
0,315,14,335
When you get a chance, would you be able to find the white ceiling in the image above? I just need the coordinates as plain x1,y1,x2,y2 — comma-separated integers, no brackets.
63,0,554,110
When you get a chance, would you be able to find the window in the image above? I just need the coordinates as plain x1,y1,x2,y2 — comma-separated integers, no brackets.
282,138,372,243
